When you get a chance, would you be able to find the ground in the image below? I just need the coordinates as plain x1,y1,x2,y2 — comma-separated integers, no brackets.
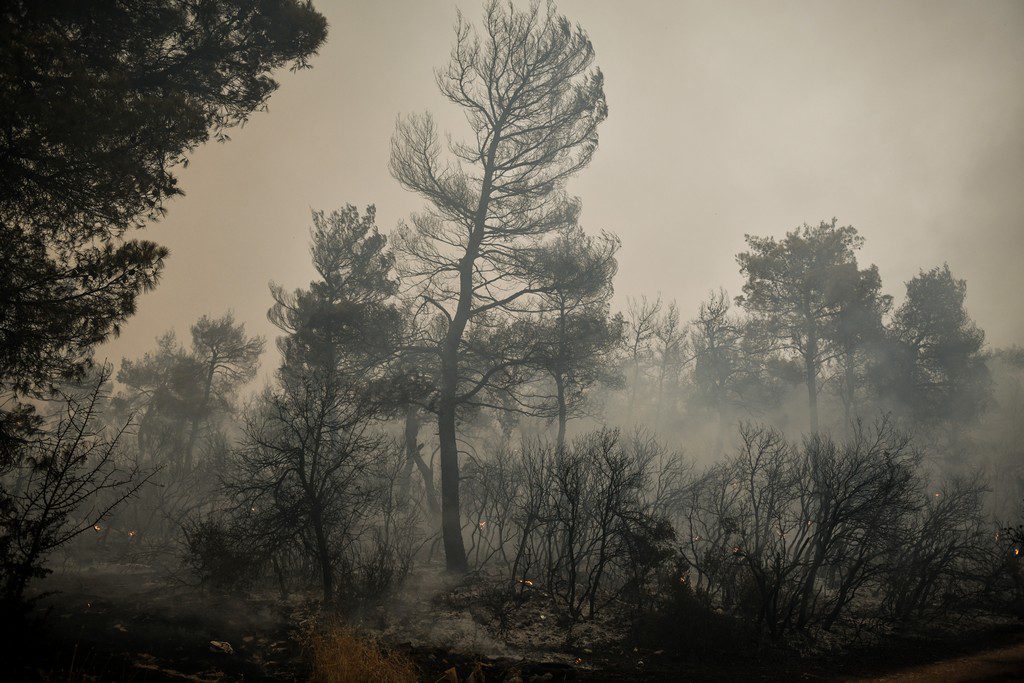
9,564,1024,681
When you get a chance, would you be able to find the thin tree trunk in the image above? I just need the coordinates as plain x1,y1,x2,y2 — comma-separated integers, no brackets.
555,301,568,451
185,357,216,470
804,334,820,433
714,401,727,456
403,406,439,516
311,506,333,603
843,349,856,427
399,406,417,497
556,373,567,452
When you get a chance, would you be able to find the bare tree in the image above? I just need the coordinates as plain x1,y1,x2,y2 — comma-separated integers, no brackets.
679,419,926,637
1,366,148,610
229,371,383,604
623,295,662,419
651,301,689,430
390,0,607,571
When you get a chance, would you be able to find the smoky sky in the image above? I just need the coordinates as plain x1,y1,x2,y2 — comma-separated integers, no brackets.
100,0,1024,375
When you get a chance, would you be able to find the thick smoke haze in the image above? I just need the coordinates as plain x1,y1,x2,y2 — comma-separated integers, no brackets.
6,1,1024,678
100,0,1024,376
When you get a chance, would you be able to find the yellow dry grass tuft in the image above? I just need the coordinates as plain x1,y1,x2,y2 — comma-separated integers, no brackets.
308,624,418,683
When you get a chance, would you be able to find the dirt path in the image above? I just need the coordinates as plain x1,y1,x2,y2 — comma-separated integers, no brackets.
847,638,1024,682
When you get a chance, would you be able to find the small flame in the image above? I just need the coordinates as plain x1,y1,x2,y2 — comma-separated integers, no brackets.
93,524,102,532
128,530,136,538
574,658,583,665
934,492,941,498
478,520,487,529
517,578,534,587
1015,547,1020,557
678,574,688,585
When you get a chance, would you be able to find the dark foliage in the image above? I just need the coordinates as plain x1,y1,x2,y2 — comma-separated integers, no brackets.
0,0,326,448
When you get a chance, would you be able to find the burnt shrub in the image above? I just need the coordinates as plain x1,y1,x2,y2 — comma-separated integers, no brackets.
632,564,758,658
181,515,262,593
463,429,687,623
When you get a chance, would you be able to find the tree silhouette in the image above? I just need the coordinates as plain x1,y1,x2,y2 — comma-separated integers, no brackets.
390,1,606,571
530,225,622,450
737,220,877,432
0,0,326,453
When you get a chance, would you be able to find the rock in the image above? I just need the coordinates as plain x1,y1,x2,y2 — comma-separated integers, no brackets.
209,640,234,655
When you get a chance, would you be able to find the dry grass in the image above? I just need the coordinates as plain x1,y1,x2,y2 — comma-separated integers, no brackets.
308,624,418,683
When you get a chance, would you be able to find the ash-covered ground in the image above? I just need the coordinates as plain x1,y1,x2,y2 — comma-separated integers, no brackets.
15,562,1024,682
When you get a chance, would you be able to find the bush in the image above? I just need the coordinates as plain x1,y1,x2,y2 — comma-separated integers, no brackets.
181,516,262,593
632,565,758,658
463,428,686,622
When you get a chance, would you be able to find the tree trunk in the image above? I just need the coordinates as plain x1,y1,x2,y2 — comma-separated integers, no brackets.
555,373,567,452
842,349,856,427
714,401,727,456
399,406,417,496
403,406,439,516
804,334,820,433
437,399,468,572
311,506,333,603
185,357,216,470
432,125,499,573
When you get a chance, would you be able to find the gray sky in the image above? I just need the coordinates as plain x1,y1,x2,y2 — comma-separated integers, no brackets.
101,0,1024,373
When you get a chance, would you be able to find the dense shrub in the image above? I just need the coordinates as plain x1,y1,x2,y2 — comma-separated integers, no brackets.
675,419,992,638
181,516,263,593
463,429,685,622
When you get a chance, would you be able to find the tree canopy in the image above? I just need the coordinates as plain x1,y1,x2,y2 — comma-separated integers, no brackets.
0,0,326,452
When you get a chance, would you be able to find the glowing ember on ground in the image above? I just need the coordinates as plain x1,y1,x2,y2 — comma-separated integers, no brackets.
128,530,136,537
517,578,534,586
93,524,102,532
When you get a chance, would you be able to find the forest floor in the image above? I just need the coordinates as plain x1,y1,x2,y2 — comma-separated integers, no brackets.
10,563,1024,682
